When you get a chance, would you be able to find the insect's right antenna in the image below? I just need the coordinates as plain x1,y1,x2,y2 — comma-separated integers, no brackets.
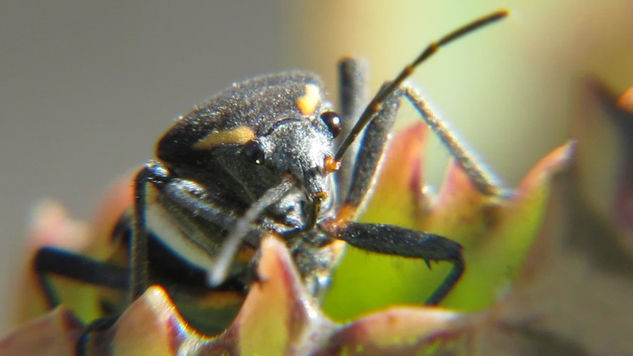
335,10,509,162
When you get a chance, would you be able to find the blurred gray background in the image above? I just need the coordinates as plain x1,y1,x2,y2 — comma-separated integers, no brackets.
1,1,288,333
2,0,632,334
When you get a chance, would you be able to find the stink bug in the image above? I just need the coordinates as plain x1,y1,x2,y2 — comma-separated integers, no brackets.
32,9,508,351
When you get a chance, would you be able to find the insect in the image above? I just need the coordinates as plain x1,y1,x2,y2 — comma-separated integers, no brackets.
32,9,507,350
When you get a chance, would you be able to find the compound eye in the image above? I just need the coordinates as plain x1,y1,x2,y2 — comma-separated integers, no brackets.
319,111,342,138
243,141,265,165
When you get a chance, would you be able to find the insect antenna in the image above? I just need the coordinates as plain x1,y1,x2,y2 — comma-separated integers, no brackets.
335,10,509,161
208,176,294,286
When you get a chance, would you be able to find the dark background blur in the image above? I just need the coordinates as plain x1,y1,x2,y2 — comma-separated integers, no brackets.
2,1,632,334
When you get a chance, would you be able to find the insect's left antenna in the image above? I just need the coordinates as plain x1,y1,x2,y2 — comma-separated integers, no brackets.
208,176,294,286
335,10,509,161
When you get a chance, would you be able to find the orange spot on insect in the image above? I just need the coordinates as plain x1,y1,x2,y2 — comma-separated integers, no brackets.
315,191,329,201
192,126,255,150
320,203,356,235
296,84,321,116
324,156,341,173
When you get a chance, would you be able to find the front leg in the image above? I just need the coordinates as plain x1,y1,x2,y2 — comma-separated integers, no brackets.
336,58,368,200
403,84,503,196
131,160,248,299
320,221,463,305
33,247,130,308
338,84,401,220
332,84,466,304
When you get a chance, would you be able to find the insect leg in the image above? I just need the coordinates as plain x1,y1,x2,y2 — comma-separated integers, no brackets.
33,246,130,356
131,161,246,299
337,84,401,220
33,246,129,308
161,180,238,230
131,161,173,300
76,316,118,356
332,222,463,305
336,58,368,200
338,58,368,137
403,84,504,196
322,85,464,304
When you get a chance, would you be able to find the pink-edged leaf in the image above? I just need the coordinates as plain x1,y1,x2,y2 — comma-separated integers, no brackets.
0,306,82,356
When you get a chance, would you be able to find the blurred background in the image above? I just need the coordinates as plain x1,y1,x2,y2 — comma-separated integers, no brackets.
1,0,632,334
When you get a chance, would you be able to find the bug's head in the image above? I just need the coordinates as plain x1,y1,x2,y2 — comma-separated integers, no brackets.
157,72,342,209
245,95,342,206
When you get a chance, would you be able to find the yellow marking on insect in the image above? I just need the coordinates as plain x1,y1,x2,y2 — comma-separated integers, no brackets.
296,84,321,116
324,156,341,173
319,203,356,235
315,191,329,201
192,126,255,150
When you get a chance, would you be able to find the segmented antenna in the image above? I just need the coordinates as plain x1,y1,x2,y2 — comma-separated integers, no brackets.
335,10,509,161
